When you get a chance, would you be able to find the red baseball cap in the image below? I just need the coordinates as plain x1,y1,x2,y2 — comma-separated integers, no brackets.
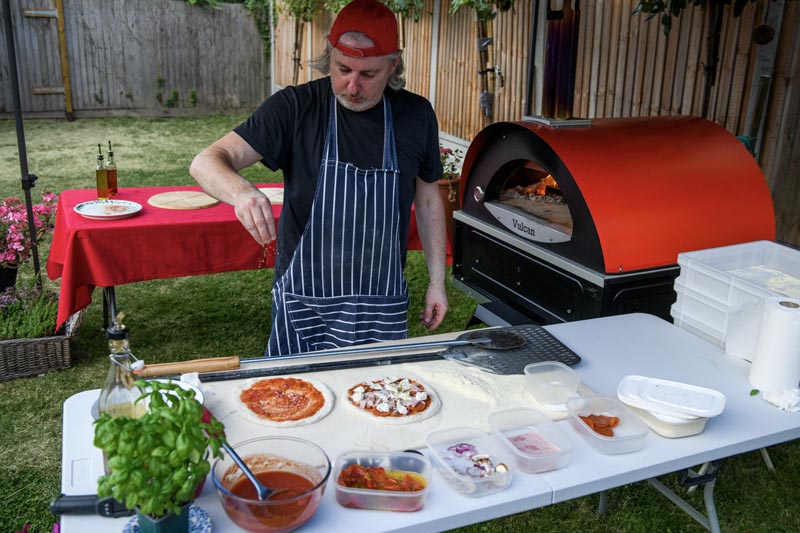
328,0,399,58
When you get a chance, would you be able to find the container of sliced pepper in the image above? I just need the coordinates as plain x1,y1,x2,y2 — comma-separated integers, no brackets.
332,450,431,512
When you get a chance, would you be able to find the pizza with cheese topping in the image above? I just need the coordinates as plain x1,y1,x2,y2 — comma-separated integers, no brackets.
234,377,334,428
343,376,441,425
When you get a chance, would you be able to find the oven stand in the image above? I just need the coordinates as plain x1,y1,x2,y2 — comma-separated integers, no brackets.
645,461,722,533
468,301,536,328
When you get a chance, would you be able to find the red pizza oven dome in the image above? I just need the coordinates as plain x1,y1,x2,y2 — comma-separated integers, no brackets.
459,116,775,274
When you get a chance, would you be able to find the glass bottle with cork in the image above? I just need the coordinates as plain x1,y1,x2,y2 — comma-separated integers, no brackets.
97,313,146,419
95,144,109,200
105,141,118,196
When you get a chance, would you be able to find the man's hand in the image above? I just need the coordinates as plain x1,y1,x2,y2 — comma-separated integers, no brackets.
190,131,274,244
233,189,276,245
419,283,448,331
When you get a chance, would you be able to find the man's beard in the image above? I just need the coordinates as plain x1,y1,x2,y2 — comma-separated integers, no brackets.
335,93,379,112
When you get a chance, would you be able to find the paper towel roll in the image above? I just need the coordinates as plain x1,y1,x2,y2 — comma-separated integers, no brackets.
748,297,800,391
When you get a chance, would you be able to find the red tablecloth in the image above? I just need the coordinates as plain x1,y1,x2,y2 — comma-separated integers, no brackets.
47,185,443,329
47,186,278,329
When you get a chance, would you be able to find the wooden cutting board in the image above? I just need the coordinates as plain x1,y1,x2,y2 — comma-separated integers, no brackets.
147,191,220,210
259,187,284,204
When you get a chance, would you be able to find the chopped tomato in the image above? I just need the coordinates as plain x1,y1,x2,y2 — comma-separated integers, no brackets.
338,465,426,492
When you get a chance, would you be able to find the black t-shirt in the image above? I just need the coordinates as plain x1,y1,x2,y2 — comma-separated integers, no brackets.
234,77,442,278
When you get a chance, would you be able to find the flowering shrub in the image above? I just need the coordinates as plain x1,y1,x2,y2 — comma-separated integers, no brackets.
0,192,58,268
439,145,464,181
439,145,464,203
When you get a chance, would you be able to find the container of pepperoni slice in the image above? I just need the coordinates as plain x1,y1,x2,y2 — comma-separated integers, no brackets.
566,395,649,454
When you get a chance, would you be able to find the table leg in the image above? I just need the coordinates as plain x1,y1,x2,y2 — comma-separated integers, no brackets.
596,490,608,516
646,460,722,533
102,287,117,328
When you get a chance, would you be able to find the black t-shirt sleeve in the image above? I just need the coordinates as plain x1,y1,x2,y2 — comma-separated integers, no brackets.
233,86,301,173
419,106,443,184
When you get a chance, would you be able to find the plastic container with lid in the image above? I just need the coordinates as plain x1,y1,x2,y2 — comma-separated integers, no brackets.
616,375,726,419
566,395,649,454
488,408,573,473
524,361,581,411
332,450,431,512
425,426,513,497
626,405,708,438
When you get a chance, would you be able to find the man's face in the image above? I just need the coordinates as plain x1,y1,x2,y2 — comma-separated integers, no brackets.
330,47,398,112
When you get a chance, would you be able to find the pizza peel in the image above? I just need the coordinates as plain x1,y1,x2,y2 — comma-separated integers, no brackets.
136,329,523,377
136,325,581,381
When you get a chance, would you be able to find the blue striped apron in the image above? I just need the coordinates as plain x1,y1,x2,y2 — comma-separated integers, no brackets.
266,94,409,356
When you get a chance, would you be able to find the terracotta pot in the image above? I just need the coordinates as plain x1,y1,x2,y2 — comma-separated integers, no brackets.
437,177,461,251
0,266,18,292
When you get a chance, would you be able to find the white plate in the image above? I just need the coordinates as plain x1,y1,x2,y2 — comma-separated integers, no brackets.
617,375,725,419
74,199,142,220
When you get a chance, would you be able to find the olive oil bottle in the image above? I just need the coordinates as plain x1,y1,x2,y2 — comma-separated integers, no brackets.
95,144,109,200
105,141,118,196
97,315,145,419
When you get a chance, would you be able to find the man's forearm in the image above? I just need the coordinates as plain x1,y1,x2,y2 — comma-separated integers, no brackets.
189,146,260,205
414,180,447,287
189,131,264,205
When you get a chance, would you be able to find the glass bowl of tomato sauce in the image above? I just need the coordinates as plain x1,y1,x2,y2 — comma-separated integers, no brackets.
332,450,431,512
212,437,331,532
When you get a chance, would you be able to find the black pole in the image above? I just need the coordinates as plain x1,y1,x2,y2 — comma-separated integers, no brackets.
2,0,42,287
524,0,539,117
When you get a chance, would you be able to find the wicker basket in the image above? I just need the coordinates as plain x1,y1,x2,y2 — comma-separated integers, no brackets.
0,311,83,382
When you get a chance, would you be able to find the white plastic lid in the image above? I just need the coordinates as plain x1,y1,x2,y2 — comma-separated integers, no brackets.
617,375,725,419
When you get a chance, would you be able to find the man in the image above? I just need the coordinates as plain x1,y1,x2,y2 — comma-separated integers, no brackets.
190,0,448,356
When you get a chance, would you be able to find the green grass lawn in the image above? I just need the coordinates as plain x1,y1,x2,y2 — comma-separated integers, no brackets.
1,116,799,532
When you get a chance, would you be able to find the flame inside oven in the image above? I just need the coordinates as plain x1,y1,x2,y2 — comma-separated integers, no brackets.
481,163,572,243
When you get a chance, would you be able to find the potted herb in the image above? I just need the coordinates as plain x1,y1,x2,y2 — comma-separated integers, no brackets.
0,283,59,340
93,381,225,533
0,281,76,382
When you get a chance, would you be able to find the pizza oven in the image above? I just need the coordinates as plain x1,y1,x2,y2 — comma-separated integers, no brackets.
452,116,776,325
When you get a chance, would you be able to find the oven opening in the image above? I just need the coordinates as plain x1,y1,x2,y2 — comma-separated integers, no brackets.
482,161,573,243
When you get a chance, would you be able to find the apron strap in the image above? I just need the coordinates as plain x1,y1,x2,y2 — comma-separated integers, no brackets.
325,93,397,170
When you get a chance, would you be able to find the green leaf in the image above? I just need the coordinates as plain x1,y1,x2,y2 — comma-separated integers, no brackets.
750,388,760,396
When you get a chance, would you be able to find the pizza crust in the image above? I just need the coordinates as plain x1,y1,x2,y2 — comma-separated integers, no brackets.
341,376,442,425
234,376,334,428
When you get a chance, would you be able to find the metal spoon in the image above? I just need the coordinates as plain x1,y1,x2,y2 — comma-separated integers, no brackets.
221,441,276,501
203,406,280,501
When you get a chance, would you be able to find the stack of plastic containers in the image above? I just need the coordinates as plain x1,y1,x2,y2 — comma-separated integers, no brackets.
671,240,800,358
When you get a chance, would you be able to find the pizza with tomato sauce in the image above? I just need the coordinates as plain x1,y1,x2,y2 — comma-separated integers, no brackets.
234,377,334,427
343,376,441,425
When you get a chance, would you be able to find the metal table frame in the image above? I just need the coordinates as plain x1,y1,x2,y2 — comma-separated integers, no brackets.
59,314,800,532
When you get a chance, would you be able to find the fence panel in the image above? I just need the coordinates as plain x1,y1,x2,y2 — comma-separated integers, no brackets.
0,0,267,116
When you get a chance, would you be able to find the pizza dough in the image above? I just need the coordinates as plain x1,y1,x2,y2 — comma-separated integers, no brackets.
147,191,220,210
259,187,284,205
342,376,441,425
234,377,334,428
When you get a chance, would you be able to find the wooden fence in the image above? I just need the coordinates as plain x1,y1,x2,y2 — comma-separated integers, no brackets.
272,0,800,248
0,0,268,117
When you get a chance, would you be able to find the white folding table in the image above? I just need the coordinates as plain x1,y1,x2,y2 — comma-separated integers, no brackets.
59,314,800,532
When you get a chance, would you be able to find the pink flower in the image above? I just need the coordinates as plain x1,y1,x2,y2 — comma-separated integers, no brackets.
439,144,464,182
1,191,58,268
